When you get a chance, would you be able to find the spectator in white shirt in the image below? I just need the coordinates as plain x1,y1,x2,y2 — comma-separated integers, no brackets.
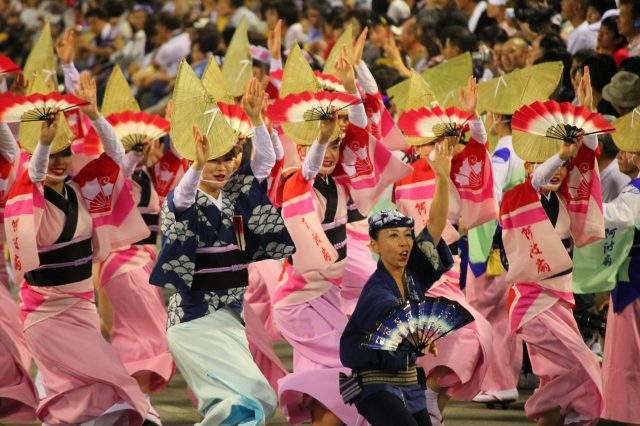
153,13,191,79
562,0,598,54
219,0,267,33
598,133,631,202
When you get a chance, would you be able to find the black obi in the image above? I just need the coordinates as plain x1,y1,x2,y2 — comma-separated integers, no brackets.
25,185,93,286
133,170,159,245
192,247,249,291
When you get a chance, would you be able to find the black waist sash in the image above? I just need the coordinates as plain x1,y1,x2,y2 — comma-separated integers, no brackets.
192,248,249,291
133,170,159,245
26,185,93,286
137,213,160,245
630,228,640,257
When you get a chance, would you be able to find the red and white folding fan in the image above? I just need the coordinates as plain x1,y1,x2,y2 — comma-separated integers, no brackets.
313,71,346,93
266,92,361,123
511,100,614,142
0,56,21,75
0,92,88,123
398,106,473,138
217,102,253,139
106,111,170,151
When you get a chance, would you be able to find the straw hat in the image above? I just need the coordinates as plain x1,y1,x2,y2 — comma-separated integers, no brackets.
611,107,640,153
478,61,563,115
388,70,438,114
512,129,560,163
23,21,58,90
221,18,252,98
280,43,336,146
202,56,235,103
19,72,75,154
170,59,236,161
323,24,352,77
422,52,472,109
101,65,140,117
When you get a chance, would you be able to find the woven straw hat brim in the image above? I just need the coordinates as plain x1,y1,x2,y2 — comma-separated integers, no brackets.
222,18,252,97
478,62,563,115
611,107,640,152
24,21,58,89
512,129,561,163
102,65,140,117
202,57,235,103
19,72,73,154
323,24,352,77
421,52,472,109
171,60,236,161
388,70,438,114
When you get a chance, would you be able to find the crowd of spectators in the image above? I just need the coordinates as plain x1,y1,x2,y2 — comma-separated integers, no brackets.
1,0,639,116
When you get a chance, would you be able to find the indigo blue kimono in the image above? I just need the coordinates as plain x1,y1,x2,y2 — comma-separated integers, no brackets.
150,164,295,328
340,228,453,413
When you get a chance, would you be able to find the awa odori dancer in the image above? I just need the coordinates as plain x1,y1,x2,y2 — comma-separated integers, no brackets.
394,76,495,425
150,64,295,425
572,106,640,425
57,33,176,422
1,71,149,424
500,71,609,425
267,45,411,425
340,141,460,426
0,66,37,421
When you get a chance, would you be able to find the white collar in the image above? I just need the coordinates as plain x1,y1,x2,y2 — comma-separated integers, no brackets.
600,160,618,179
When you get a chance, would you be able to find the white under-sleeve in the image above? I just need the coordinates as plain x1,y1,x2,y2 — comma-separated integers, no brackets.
530,154,565,191
269,57,282,72
250,124,276,182
354,62,378,95
173,165,202,213
492,157,510,204
91,115,124,167
302,140,328,181
62,63,80,95
468,118,488,145
122,151,143,177
270,130,284,161
603,186,640,229
348,91,367,129
583,134,598,151
28,143,51,183
0,123,18,163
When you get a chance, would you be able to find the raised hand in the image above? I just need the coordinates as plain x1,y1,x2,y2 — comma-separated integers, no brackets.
40,111,61,146
9,73,27,96
76,71,100,120
55,28,76,65
426,142,453,179
459,75,478,115
268,20,282,61
351,27,368,65
558,129,584,161
193,125,210,170
318,110,338,144
334,46,357,93
576,66,594,110
241,78,265,126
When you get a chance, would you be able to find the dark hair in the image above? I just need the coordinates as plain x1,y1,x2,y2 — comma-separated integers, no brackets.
421,29,441,57
231,0,246,9
598,133,619,160
582,54,617,92
370,64,401,96
104,1,126,19
620,56,640,76
587,0,617,16
85,8,107,20
534,48,574,100
158,13,180,31
600,16,627,49
194,31,220,55
477,25,509,47
443,26,477,53
538,32,566,54
263,0,299,27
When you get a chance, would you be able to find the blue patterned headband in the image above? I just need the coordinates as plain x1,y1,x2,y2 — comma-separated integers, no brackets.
368,209,415,238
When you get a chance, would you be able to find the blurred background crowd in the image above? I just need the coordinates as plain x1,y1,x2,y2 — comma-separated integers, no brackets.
1,0,639,118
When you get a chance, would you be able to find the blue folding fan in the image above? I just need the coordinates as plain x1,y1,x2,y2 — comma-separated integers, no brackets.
361,296,474,356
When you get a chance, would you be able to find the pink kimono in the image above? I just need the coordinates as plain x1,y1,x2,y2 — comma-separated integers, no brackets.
4,132,149,424
273,122,411,424
500,140,604,424
394,129,496,401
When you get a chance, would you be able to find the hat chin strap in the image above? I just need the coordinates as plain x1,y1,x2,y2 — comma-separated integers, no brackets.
200,178,228,185
46,173,68,181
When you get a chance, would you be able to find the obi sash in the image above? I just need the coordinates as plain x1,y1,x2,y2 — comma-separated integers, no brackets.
133,169,159,245
192,245,249,291
25,185,93,286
